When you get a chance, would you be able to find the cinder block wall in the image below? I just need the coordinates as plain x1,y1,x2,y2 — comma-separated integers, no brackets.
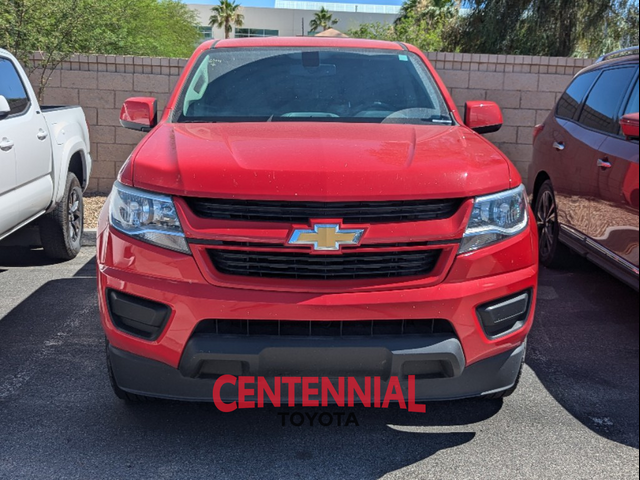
27,52,593,193
427,52,594,186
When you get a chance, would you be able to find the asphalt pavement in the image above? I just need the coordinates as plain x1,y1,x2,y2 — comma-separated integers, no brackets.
0,244,638,479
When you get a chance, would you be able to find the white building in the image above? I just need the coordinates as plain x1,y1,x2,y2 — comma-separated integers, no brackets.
187,2,400,39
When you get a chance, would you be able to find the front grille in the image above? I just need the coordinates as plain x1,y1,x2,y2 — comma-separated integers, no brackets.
194,319,455,337
185,198,463,223
208,249,442,280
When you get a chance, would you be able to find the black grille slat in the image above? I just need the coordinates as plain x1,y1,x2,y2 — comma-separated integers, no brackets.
186,198,463,223
214,261,429,271
199,240,441,249
209,249,441,280
193,319,455,337
211,252,435,263
212,268,431,279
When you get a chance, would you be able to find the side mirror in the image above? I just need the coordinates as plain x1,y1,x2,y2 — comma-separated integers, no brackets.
620,113,639,140
120,97,157,132
464,101,503,134
0,95,11,120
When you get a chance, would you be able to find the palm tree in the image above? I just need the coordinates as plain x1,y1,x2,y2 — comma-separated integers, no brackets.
209,0,244,39
309,7,338,32
396,0,456,27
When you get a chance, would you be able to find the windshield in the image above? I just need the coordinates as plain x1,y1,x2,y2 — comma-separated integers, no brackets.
175,48,453,125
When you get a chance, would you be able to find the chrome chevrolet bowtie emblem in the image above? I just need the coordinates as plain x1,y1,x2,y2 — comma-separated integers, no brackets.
288,224,365,251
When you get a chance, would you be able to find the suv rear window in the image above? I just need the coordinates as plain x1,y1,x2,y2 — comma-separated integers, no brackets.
556,70,599,120
578,67,636,134
0,57,30,117
175,48,452,125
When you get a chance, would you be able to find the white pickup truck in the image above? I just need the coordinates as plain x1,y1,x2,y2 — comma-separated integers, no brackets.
0,48,92,260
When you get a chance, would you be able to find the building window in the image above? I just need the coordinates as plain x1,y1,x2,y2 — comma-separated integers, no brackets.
235,28,279,38
199,26,213,40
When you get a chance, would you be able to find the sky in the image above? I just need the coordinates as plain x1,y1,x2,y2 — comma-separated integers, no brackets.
184,0,404,7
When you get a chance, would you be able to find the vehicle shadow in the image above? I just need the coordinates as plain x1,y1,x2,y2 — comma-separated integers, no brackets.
0,246,66,268
528,249,639,449
0,226,96,269
75,400,487,479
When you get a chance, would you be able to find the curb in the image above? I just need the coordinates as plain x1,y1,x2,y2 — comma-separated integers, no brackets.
82,229,97,247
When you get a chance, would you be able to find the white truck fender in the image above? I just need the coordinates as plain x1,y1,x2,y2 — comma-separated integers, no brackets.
46,117,92,208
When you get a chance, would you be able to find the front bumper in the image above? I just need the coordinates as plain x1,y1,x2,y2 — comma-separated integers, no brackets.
109,341,526,402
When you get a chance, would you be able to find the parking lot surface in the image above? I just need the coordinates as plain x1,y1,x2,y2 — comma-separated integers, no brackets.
0,246,638,479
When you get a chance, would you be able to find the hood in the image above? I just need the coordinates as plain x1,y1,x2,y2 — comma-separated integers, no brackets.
131,122,513,200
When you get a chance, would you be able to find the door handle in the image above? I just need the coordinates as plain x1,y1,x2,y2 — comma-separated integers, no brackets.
37,129,48,141
553,141,565,151
597,158,612,169
0,138,14,151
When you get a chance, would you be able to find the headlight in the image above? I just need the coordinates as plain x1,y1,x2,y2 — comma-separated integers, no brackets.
109,182,190,255
459,185,528,254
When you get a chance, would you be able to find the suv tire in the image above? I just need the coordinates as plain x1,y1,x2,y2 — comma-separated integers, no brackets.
534,180,564,268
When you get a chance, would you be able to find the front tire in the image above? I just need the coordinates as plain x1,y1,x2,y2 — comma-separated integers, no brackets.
534,180,563,268
39,173,83,261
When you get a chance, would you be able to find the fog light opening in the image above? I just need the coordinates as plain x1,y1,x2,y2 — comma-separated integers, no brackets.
107,289,171,341
476,289,532,339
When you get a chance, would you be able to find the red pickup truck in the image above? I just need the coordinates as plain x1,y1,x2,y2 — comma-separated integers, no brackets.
98,37,538,404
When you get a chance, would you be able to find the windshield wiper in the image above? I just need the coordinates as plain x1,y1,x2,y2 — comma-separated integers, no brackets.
418,116,453,125
178,119,218,123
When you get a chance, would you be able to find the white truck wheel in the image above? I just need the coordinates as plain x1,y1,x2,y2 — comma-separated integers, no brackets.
39,173,83,260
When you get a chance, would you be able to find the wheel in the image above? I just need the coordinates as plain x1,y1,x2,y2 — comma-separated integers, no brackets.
39,172,83,260
534,180,563,268
106,341,153,403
